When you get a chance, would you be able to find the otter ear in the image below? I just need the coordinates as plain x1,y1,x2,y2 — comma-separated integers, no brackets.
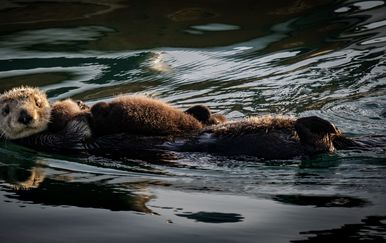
185,105,211,123
91,102,110,117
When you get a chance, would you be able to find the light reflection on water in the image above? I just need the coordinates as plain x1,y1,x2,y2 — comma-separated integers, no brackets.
0,0,385,242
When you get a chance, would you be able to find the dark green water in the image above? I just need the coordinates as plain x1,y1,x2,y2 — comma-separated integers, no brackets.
0,1,386,242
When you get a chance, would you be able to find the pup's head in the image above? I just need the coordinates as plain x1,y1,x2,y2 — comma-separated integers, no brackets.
0,86,51,139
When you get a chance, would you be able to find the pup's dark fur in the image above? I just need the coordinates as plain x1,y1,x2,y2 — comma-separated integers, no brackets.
180,115,340,159
49,99,90,132
184,105,227,125
91,96,203,137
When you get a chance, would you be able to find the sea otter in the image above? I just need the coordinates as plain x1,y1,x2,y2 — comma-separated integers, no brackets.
1,86,383,159
0,86,50,139
79,114,384,160
0,87,92,140
177,115,339,159
0,86,222,141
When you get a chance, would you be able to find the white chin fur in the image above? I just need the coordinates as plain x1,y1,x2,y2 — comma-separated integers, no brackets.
2,124,47,140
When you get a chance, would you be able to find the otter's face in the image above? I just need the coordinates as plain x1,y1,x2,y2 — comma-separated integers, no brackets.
0,87,51,139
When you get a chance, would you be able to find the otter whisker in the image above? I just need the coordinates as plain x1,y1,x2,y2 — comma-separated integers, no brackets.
0,131,9,146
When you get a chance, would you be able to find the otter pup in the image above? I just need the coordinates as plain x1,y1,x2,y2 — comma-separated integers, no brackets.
91,96,204,137
2,86,381,159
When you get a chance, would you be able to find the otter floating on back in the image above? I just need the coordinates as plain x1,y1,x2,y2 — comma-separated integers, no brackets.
0,86,383,160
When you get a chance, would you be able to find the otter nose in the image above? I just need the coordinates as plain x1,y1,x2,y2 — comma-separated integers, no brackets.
18,109,33,125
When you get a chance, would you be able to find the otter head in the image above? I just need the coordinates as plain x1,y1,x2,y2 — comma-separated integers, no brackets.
185,105,227,125
295,116,342,154
0,86,51,139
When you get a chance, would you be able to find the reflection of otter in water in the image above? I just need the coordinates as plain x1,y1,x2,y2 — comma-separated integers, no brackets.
0,151,153,213
0,166,45,190
176,211,244,224
6,177,153,212
0,164,153,213
1,87,384,160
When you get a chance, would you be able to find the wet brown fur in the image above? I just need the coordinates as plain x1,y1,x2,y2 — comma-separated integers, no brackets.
49,99,90,132
184,104,227,125
1,87,347,159
0,87,208,140
186,115,341,158
91,96,204,136
294,116,340,153
208,113,227,125
206,115,297,135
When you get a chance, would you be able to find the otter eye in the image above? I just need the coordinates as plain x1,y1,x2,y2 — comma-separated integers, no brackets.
2,105,10,116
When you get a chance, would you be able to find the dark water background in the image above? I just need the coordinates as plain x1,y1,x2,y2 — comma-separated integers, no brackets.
0,0,385,242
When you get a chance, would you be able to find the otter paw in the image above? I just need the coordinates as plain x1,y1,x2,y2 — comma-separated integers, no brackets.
75,100,90,110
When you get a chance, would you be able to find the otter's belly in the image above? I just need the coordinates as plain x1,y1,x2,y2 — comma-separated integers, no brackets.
87,130,304,160
175,131,303,159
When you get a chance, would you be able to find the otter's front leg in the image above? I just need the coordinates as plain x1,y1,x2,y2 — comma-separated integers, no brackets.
75,100,90,111
16,115,91,150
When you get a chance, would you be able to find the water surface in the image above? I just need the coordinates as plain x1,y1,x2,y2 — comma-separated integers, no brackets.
0,0,385,242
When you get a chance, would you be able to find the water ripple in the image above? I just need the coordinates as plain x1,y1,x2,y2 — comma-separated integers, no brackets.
0,0,385,212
